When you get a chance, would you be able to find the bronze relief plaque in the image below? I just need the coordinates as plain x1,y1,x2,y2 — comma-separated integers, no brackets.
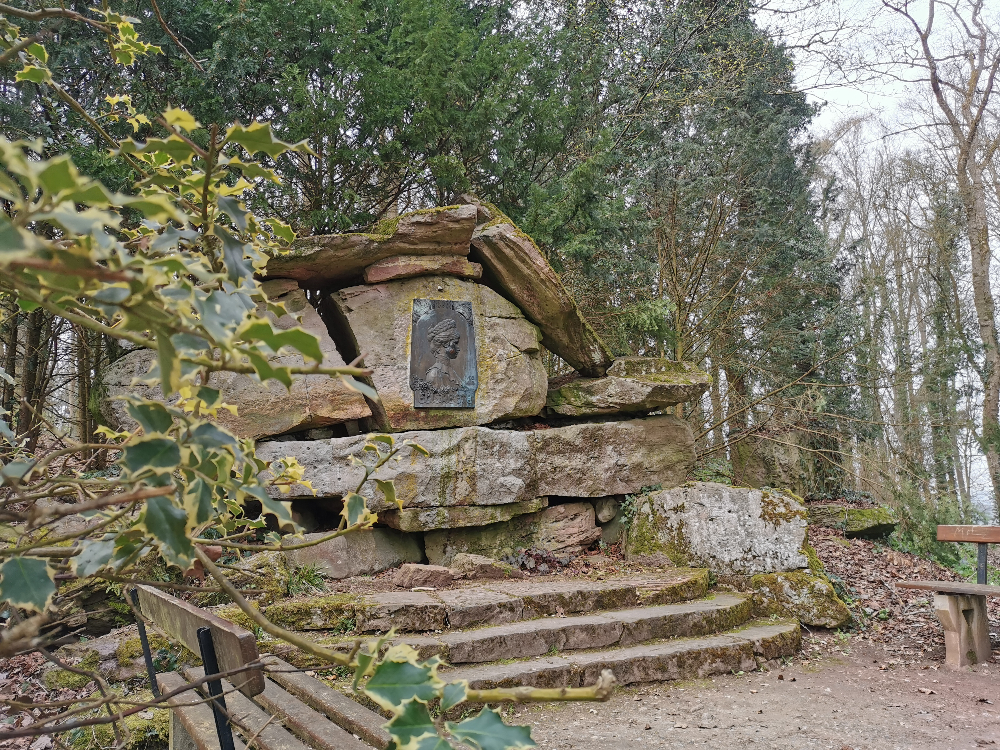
410,299,478,408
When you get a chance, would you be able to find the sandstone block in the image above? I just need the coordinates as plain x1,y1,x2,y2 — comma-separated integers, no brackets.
392,564,455,589
751,571,851,628
545,361,710,418
534,503,602,554
101,283,370,439
256,415,696,515
363,254,482,284
380,497,548,532
471,221,613,376
626,482,809,574
284,529,422,579
425,503,601,566
327,275,546,431
450,553,520,580
265,205,477,286
532,416,695,497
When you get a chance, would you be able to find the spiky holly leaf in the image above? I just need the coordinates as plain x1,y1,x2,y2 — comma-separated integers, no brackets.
440,682,467,712
120,438,180,476
142,495,194,567
385,699,439,748
364,648,443,712
446,708,535,750
0,557,55,612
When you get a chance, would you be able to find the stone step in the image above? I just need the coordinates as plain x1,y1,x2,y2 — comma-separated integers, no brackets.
401,594,752,664
441,621,800,689
253,569,709,633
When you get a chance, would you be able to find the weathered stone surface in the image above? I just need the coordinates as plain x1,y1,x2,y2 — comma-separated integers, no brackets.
443,622,800,689
433,595,751,664
534,503,602,553
363,254,482,284
450,553,520,580
425,504,602,567
358,592,447,632
327,275,546,431
284,529,422,579
471,221,613,377
807,504,897,539
594,497,621,524
626,482,809,575
532,416,695,498
751,571,851,628
101,282,370,439
545,363,710,418
381,497,548,532
265,205,477,286
433,588,525,629
392,564,455,589
256,415,695,514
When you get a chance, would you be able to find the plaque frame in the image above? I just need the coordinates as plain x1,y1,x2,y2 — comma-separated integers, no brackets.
409,299,478,408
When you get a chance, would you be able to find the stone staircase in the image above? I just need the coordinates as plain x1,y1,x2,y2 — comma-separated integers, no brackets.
263,568,801,692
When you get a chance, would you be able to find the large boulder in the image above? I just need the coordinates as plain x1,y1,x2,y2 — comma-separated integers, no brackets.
424,502,601,566
471,219,613,377
626,482,809,574
325,275,547,431
751,571,851,628
256,414,696,513
807,504,897,539
265,205,478,287
100,281,370,439
545,360,710,417
284,528,423,579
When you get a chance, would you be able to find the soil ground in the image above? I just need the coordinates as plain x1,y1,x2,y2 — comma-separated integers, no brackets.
512,639,998,750
509,526,1000,750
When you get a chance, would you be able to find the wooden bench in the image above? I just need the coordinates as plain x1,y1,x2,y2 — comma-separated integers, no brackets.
896,525,999,667
131,585,391,750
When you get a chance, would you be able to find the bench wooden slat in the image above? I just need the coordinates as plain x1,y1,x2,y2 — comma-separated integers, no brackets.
936,525,1000,544
896,580,1000,596
137,585,265,697
183,666,310,750
254,677,374,750
157,671,247,750
262,656,391,750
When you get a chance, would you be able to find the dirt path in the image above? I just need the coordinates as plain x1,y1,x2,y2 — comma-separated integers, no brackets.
513,640,998,749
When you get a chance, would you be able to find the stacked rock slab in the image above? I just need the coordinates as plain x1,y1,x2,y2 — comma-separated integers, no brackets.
100,279,370,439
102,202,823,585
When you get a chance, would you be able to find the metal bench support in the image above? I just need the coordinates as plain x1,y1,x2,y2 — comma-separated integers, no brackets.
130,589,161,699
978,542,988,586
197,626,237,750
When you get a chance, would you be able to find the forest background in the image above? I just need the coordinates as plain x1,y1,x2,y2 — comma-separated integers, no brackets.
3,0,999,564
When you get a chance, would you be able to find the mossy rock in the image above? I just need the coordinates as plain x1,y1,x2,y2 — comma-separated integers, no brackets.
750,571,850,628
44,650,101,690
60,690,169,750
807,505,897,539
250,594,365,632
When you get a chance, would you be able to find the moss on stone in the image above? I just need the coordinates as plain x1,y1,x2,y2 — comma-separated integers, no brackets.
801,540,824,574
115,634,169,666
807,504,896,539
759,489,808,527
44,651,101,690
61,690,169,750
750,571,850,628
261,593,365,632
